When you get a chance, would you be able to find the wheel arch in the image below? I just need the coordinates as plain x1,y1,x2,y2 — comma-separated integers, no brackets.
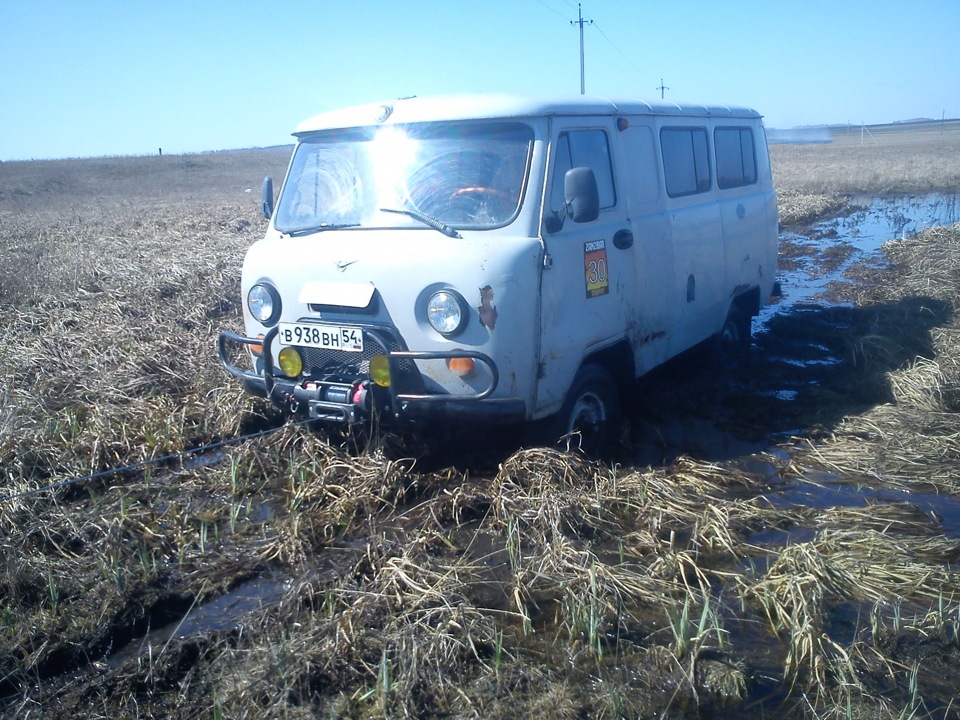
582,337,635,388
730,285,761,319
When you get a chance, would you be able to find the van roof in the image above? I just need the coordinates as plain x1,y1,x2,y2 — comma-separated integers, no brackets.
294,94,762,135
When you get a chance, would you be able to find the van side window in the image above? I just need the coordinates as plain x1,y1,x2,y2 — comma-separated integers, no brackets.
715,127,757,189
550,129,616,213
660,127,710,198
621,125,660,203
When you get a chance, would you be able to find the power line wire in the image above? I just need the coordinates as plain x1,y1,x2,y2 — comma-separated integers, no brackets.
530,0,569,20
591,20,644,76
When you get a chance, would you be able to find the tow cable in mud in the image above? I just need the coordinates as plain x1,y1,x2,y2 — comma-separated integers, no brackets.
0,417,315,504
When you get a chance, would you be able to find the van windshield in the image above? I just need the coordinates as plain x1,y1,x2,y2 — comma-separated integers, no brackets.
275,121,534,234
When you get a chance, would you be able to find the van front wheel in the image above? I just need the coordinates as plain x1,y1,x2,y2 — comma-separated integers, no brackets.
556,364,620,455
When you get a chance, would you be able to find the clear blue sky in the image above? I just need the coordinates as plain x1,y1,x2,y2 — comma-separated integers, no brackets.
2,0,957,160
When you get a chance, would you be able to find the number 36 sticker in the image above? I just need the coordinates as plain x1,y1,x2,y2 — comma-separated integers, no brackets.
583,239,609,298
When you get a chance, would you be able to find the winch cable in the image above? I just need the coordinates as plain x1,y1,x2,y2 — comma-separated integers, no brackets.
0,417,316,504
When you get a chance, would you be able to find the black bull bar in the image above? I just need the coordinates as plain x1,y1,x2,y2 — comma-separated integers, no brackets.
217,326,526,423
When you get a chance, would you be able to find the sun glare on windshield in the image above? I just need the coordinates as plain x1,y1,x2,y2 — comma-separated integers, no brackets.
275,122,534,234
369,127,419,210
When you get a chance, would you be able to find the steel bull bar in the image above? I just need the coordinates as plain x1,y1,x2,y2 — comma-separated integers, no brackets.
217,326,526,424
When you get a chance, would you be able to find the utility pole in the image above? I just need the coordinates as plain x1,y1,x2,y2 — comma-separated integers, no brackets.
571,3,592,95
656,78,669,99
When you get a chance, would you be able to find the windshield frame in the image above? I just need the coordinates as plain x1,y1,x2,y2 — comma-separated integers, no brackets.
274,120,535,235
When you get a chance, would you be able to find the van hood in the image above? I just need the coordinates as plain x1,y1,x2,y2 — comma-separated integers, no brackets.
242,229,528,302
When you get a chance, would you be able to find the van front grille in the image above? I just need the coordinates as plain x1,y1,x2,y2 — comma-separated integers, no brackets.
292,327,420,390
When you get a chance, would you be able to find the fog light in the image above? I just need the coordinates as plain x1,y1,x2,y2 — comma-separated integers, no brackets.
278,347,303,378
370,354,391,387
446,356,475,378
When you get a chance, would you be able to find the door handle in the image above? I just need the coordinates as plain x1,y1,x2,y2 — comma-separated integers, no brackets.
613,229,634,249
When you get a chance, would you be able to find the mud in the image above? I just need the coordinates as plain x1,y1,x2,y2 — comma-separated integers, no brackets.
105,195,960,653
105,574,290,670
8,194,959,718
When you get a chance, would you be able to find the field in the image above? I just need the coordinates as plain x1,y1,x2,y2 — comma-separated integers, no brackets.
770,119,960,215
2,123,960,718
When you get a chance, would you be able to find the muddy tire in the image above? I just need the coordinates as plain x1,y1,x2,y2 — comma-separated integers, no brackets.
715,305,752,368
555,364,620,455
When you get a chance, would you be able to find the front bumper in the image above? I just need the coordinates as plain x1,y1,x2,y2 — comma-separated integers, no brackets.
218,326,526,425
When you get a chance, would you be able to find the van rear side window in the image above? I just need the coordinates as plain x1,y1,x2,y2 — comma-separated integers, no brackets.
660,127,710,198
715,127,758,189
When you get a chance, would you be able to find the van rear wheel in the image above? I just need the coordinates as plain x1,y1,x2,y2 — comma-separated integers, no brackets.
716,305,752,368
556,364,620,455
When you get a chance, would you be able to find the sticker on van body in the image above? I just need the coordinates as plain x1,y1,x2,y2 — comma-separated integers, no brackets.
584,239,609,298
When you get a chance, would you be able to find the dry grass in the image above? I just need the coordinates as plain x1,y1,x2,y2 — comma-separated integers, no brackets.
771,120,960,229
0,149,290,491
771,121,960,198
2,131,960,718
775,189,847,227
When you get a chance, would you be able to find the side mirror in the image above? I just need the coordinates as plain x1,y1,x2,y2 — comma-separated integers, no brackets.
261,176,274,219
564,167,599,223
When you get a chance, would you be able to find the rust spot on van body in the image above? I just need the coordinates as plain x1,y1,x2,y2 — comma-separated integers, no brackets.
479,285,498,330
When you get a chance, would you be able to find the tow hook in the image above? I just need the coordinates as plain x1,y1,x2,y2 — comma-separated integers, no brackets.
291,381,323,412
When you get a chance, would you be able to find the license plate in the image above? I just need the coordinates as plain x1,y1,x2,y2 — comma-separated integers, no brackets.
277,322,363,352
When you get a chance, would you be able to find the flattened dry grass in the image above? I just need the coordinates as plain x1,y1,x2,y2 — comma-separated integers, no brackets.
789,225,960,491
0,203,273,494
179,444,772,718
743,530,960,686
3,146,960,719
776,189,847,227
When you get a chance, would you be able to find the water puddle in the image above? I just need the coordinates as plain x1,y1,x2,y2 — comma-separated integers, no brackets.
749,193,959,405
181,449,227,470
769,478,960,536
106,574,290,669
841,193,959,252
765,193,959,315
743,194,960,545
102,542,365,671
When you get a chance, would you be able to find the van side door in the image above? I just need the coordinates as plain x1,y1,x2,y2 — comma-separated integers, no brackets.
618,121,676,374
715,124,775,300
659,124,726,345
535,118,635,417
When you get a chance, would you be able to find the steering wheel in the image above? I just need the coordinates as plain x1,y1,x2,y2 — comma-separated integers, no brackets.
449,186,509,202
448,187,512,221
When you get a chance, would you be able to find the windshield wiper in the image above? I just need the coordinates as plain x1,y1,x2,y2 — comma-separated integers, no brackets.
284,222,360,237
380,208,462,239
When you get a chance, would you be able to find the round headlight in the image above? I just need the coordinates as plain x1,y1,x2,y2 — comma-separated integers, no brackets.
248,283,280,325
427,290,466,336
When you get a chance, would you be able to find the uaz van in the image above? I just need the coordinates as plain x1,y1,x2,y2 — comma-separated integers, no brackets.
219,94,778,450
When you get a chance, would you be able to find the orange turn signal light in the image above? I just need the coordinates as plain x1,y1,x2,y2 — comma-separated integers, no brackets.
446,357,475,378
250,334,265,357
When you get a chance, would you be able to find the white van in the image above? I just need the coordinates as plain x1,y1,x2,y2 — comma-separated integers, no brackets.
219,94,778,450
